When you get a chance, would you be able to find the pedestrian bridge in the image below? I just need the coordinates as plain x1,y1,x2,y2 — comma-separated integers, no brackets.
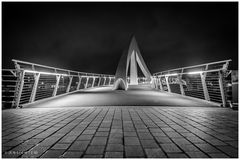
2,58,231,109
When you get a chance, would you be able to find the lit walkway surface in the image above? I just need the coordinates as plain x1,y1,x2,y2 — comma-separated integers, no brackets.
2,88,238,158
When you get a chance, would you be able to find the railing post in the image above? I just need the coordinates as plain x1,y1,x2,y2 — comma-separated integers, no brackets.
200,73,210,101
15,70,25,108
103,77,107,86
165,76,171,92
158,77,163,91
92,77,96,88
53,75,60,97
85,77,89,89
77,76,82,90
98,77,101,86
178,74,185,95
219,71,226,107
66,76,73,93
108,77,111,85
29,73,40,102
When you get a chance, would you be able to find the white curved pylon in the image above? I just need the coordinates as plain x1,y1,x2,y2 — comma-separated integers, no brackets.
113,36,152,90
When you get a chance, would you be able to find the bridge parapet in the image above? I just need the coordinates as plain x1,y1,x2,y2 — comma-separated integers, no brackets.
2,59,115,108
153,60,232,107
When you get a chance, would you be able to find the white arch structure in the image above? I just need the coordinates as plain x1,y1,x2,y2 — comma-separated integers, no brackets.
113,36,152,90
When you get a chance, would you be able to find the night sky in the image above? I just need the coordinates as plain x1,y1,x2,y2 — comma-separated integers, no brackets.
2,2,238,75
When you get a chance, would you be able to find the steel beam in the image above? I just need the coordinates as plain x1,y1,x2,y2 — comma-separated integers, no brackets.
158,77,163,91
103,77,107,86
98,77,101,86
77,76,82,90
92,77,96,87
15,71,25,108
29,73,40,102
200,73,210,101
219,71,226,107
66,76,73,93
85,77,89,89
178,74,185,95
165,76,171,92
53,75,60,96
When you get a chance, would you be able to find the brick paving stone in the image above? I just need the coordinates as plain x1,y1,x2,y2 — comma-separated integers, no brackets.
52,143,71,150
38,137,61,146
186,151,209,158
108,138,123,144
177,144,200,152
167,153,188,158
171,138,191,145
85,145,105,155
109,133,123,138
3,140,23,147
205,138,228,146
106,144,124,152
105,152,124,158
125,145,145,158
160,143,182,153
25,138,43,145
185,136,205,144
164,132,182,138
91,137,108,145
83,154,103,158
41,149,65,158
140,139,159,148
151,132,166,137
22,145,49,158
77,134,93,141
68,140,90,151
225,141,238,148
155,136,172,144
138,132,154,140
145,148,166,158
124,131,137,137
98,128,110,132
195,143,221,153
216,145,238,158
59,135,77,143
209,153,230,158
82,130,96,135
124,137,140,145
11,143,35,152
95,131,109,137
62,151,83,158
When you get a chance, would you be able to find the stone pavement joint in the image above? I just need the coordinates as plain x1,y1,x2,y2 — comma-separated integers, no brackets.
2,107,238,158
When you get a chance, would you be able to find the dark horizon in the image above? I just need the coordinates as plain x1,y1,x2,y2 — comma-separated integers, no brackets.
2,2,238,74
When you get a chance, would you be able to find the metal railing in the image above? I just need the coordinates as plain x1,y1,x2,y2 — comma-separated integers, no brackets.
2,69,18,109
4,59,115,108
153,60,231,107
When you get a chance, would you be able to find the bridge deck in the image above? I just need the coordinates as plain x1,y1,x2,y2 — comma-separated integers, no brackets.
24,86,218,108
2,87,238,158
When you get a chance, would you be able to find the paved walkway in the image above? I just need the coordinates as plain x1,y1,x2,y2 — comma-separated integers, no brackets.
2,106,238,158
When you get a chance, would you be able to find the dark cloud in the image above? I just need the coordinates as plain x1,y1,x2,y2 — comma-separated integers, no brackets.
2,2,238,74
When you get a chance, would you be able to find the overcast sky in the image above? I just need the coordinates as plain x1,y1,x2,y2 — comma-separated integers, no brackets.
2,2,238,74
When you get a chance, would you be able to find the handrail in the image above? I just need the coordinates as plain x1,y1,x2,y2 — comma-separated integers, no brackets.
153,59,231,75
12,59,114,77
